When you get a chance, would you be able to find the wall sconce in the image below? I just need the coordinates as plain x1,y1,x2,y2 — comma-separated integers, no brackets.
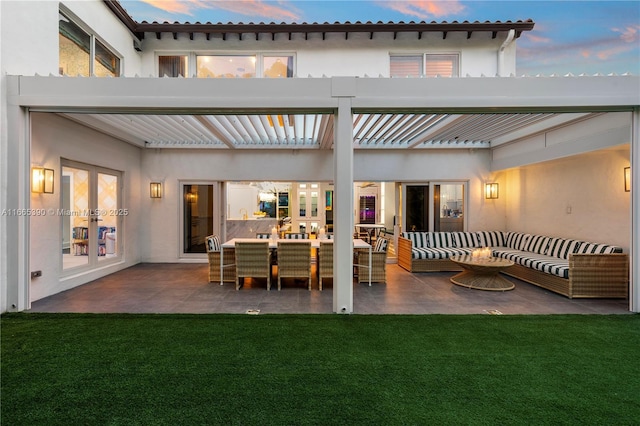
150,182,162,198
32,167,54,194
485,183,499,199
186,192,197,204
624,167,630,192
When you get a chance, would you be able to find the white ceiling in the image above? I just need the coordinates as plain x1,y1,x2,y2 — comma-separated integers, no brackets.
60,111,598,150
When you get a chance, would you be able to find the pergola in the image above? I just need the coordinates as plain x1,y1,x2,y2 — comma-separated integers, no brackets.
5,74,639,312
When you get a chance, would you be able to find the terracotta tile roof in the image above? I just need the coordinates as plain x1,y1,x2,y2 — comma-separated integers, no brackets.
103,0,534,41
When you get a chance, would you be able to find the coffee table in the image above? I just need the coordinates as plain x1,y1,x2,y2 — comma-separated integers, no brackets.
449,255,515,291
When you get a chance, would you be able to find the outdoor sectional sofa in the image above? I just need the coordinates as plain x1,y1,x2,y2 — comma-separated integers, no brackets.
397,231,629,299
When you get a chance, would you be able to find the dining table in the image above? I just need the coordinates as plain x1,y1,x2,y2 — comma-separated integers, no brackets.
354,224,385,243
220,237,372,286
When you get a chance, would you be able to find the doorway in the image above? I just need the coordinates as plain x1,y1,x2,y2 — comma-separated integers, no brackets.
61,160,122,273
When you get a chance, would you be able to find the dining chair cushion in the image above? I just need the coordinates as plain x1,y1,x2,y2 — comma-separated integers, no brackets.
206,235,221,252
285,233,308,239
374,237,388,252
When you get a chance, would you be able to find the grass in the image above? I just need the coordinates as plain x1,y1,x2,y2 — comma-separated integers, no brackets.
2,313,640,425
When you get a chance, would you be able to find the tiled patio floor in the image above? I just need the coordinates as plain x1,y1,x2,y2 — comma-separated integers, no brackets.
28,263,631,315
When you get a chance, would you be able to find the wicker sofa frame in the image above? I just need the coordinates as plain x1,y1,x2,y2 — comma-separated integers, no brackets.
398,233,629,299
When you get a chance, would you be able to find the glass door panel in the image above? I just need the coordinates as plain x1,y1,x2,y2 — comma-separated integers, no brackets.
62,165,90,270
435,184,464,232
405,185,429,232
310,189,318,218
97,172,118,261
183,184,214,254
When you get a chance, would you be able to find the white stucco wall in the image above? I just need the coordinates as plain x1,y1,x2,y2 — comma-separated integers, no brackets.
29,113,142,302
1,1,140,77
505,146,631,251
139,30,515,78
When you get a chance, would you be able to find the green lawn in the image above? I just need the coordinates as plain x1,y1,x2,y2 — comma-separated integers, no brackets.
2,313,639,425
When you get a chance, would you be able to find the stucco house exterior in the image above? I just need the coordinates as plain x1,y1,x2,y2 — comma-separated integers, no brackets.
1,0,638,313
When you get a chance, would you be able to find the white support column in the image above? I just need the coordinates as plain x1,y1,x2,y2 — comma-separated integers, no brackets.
4,77,31,311
333,92,355,313
631,107,639,313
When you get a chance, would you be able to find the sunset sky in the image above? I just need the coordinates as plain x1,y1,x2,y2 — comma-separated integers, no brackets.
119,0,640,76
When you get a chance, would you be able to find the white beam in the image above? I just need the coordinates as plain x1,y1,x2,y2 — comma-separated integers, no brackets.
490,113,596,146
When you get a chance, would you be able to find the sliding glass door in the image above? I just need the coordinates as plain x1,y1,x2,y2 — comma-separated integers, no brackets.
61,160,122,272
403,182,466,232
182,183,215,254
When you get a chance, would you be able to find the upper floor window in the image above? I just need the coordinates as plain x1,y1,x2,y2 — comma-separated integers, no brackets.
263,56,294,78
59,11,120,77
159,55,188,77
162,54,295,78
390,54,459,78
197,55,256,78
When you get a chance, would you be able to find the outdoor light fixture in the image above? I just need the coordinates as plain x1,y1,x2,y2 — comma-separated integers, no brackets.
485,183,499,199
32,167,54,194
186,192,197,204
624,167,630,192
150,182,163,198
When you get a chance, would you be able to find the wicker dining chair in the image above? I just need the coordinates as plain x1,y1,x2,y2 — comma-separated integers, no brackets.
318,241,333,291
235,241,272,290
205,235,236,283
276,241,312,291
356,237,389,284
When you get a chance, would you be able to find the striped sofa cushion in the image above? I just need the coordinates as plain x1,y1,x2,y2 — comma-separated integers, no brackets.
546,238,581,260
401,232,430,248
525,235,552,255
412,247,471,259
493,249,570,279
374,237,389,252
452,232,479,248
505,232,531,251
429,232,454,248
577,242,622,254
206,235,221,252
475,231,505,248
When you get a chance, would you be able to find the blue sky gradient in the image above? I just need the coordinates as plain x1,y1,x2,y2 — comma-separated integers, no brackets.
120,0,640,75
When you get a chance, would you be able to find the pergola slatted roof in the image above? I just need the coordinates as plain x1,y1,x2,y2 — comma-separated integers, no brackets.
61,111,600,150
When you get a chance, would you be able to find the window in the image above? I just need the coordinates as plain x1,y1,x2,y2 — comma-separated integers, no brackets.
192,54,294,78
425,54,459,77
197,55,256,78
390,55,422,78
59,11,120,77
159,55,188,77
390,54,459,78
263,56,294,78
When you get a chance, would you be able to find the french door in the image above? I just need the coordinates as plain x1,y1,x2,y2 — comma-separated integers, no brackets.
61,160,122,272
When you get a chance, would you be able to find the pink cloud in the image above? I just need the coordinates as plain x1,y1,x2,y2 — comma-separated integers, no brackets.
377,0,466,19
525,34,552,44
139,0,301,21
140,0,193,15
613,25,639,43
